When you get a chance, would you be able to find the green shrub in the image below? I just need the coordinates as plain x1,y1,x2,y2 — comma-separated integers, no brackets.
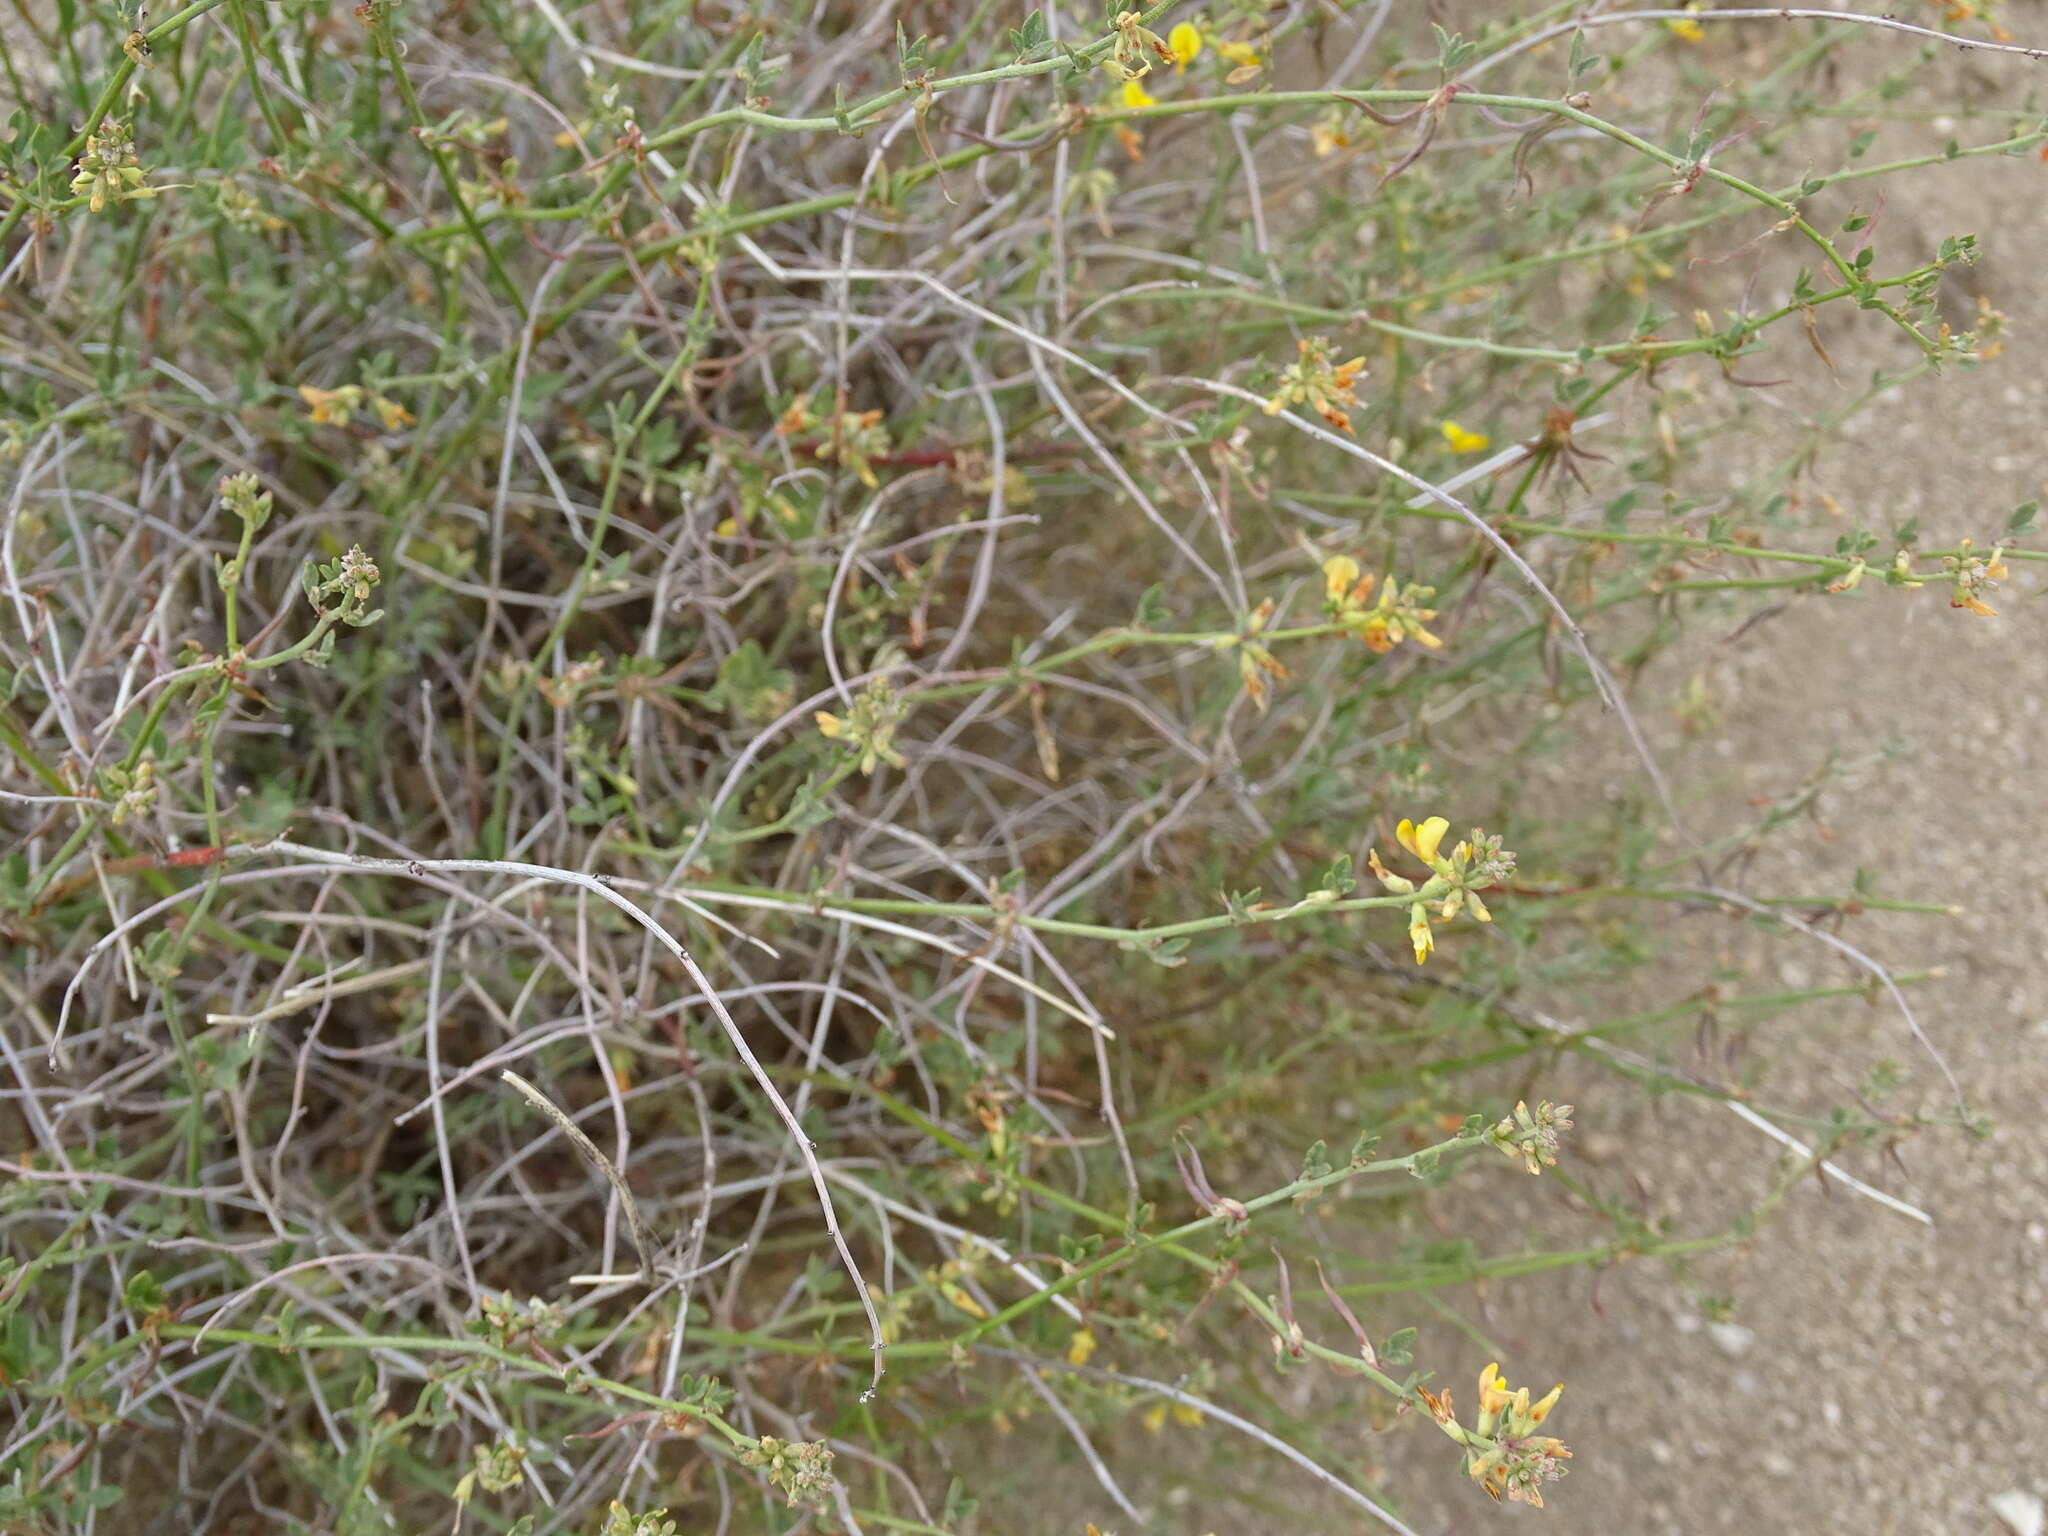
0,2,2027,1529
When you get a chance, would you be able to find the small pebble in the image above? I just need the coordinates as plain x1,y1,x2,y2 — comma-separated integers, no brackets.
1707,1321,1755,1358
1991,1490,2045,1536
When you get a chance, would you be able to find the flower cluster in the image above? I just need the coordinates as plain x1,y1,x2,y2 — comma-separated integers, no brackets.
98,759,157,827
1483,1099,1574,1176
70,119,156,214
815,678,910,775
1465,1362,1572,1506
220,472,274,532
1321,556,1443,653
452,1438,527,1508
299,384,413,432
600,1504,679,1536
1368,816,1515,964
776,392,891,489
1263,337,1366,434
469,1291,567,1351
1944,539,2009,617
1235,597,1289,712
298,548,387,669
215,179,286,233
740,1435,834,1507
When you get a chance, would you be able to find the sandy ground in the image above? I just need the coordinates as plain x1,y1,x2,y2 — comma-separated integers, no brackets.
1346,116,2048,1536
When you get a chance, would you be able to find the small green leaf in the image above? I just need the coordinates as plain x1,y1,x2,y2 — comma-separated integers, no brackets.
124,1269,167,1314
1300,1139,1332,1183
1009,9,1049,61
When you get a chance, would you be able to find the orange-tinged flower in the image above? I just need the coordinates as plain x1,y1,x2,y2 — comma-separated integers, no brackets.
1263,338,1367,433
1321,554,1376,611
1366,847,1414,895
1478,1362,1512,1416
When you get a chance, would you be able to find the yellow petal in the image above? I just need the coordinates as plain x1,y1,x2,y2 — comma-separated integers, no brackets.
1666,18,1704,41
1322,554,1361,603
1167,22,1203,67
814,711,844,739
1121,79,1156,109
1068,1328,1098,1367
1528,1383,1563,1424
1396,816,1448,864
1409,905,1434,964
937,1280,986,1319
1440,419,1490,454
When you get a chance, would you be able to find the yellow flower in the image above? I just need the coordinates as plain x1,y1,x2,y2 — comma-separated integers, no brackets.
1311,120,1353,158
1408,904,1435,965
1214,38,1262,68
1464,1362,1572,1505
1322,554,1362,604
372,395,414,432
1440,419,1490,454
298,384,365,427
1665,17,1704,42
813,711,844,739
1396,815,1449,865
1068,1328,1098,1367
1142,1399,1204,1430
936,1277,986,1319
1167,22,1202,70
1479,1362,1512,1417
1121,79,1156,109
